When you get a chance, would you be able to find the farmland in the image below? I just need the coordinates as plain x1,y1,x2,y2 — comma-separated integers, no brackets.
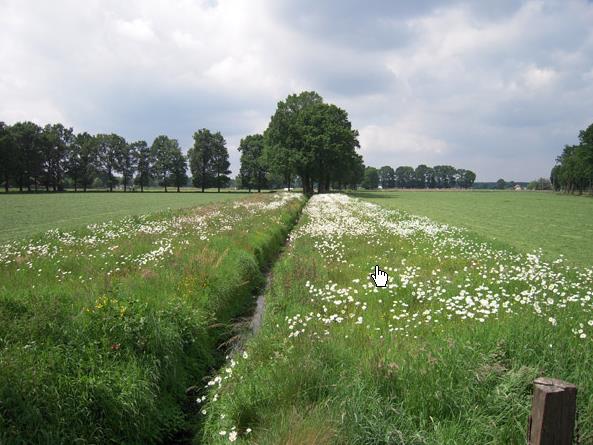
1,190,593,444
200,193,593,444
0,191,247,242
352,190,593,267
0,192,304,443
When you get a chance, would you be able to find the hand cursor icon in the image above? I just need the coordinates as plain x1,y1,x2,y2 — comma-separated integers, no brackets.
370,265,388,287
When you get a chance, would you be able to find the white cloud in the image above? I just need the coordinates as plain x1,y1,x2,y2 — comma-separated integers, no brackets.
1,0,593,180
115,18,156,42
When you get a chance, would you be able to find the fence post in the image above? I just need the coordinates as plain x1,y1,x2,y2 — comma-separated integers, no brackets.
528,377,577,445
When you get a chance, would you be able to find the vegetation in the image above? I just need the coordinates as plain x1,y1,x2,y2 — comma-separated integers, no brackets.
551,122,593,194
200,194,593,444
0,121,230,193
0,193,304,444
0,192,246,242
238,134,268,192
261,91,364,195
353,190,593,267
372,164,476,189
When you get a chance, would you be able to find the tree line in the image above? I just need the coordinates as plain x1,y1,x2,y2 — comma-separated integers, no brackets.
237,91,364,195
361,164,476,189
0,122,231,192
550,122,593,194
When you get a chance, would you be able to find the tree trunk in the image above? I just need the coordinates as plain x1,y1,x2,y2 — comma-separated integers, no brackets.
177,185,180,192
109,166,113,192
3,173,8,192
140,183,144,192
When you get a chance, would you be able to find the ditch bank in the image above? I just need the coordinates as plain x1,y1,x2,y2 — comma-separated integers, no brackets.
173,195,307,444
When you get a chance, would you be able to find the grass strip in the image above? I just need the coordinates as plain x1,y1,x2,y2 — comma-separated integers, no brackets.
0,192,305,444
201,193,593,444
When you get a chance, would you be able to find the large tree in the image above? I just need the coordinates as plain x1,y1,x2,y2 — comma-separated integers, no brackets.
0,122,15,192
238,134,267,192
264,91,360,195
10,121,43,192
41,124,73,191
189,129,227,192
133,140,152,192
361,166,380,189
212,133,231,192
395,166,415,188
170,147,188,192
378,166,395,189
119,141,137,192
151,135,179,192
67,132,98,192
96,133,126,192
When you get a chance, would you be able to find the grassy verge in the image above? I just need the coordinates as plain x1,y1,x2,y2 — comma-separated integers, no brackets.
0,191,248,242
201,193,593,444
351,190,593,267
0,192,305,444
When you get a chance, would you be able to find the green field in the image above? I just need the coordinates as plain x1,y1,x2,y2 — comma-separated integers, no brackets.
0,193,305,443
2,190,593,444
351,190,593,267
0,191,250,242
201,194,593,444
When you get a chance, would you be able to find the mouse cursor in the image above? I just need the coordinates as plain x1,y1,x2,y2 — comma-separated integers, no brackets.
370,265,388,287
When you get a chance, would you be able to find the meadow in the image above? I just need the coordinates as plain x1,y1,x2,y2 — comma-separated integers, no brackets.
351,190,593,267
201,194,593,444
0,190,248,242
0,192,304,443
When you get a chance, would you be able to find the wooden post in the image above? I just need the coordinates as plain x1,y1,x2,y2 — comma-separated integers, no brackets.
528,377,577,445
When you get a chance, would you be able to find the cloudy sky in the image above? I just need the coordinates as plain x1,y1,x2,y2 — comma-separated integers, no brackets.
2,0,593,181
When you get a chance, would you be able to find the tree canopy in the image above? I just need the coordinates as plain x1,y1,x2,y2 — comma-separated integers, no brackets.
263,91,362,195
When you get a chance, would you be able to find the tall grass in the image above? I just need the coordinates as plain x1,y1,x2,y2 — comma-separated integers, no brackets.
201,194,593,444
0,193,304,444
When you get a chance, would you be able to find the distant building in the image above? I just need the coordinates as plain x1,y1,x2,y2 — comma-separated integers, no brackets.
514,184,522,191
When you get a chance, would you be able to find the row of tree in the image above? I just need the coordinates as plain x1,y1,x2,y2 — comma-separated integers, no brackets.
361,164,476,189
237,91,364,195
550,123,593,194
0,121,231,192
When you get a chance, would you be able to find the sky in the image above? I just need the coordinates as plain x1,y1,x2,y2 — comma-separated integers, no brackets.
1,0,593,181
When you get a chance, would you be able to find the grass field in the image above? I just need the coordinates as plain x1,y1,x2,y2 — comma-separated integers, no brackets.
201,194,593,444
351,190,593,267
0,193,304,444
0,191,251,242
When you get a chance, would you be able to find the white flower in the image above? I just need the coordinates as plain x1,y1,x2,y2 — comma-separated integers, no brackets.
228,431,237,442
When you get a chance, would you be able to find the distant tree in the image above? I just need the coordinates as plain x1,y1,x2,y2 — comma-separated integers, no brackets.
75,133,98,192
66,132,93,192
414,164,431,188
395,166,415,188
238,134,267,192
495,178,506,190
189,129,229,192
527,178,552,190
170,147,188,192
40,124,74,191
378,166,395,189
189,129,216,192
0,122,15,192
119,142,137,192
551,122,593,194
362,166,380,189
10,121,43,192
95,134,125,192
212,133,231,192
456,169,477,188
133,140,152,192
151,135,178,192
